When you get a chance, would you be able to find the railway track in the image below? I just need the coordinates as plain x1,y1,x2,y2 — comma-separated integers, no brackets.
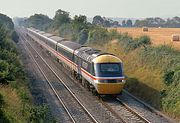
98,97,150,123
18,28,174,123
19,31,98,123
22,32,150,123
117,91,175,123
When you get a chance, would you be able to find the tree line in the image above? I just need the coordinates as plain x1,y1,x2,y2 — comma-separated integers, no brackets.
15,9,116,44
18,9,180,45
0,13,22,83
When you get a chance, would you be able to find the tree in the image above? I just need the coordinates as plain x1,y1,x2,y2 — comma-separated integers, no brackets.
26,14,52,30
88,27,109,43
72,15,88,31
0,13,14,30
122,20,126,27
112,21,120,27
53,9,70,29
78,29,88,44
73,15,87,24
103,20,111,27
126,19,133,27
92,15,104,25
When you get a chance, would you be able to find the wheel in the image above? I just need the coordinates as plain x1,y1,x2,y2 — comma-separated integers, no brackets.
82,77,86,87
92,89,98,96
87,83,90,91
112,94,118,98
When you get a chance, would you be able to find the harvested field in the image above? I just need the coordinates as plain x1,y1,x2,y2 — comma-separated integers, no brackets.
111,28,180,49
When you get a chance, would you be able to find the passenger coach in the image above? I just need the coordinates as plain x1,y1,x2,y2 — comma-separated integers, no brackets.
27,28,126,95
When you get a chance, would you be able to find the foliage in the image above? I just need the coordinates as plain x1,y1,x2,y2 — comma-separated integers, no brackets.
139,45,180,71
163,71,175,85
0,24,23,82
92,15,120,27
161,82,180,117
78,29,89,44
0,13,14,30
117,33,151,52
136,35,151,48
138,44,180,110
24,14,52,30
27,105,49,123
53,9,70,29
126,19,133,27
58,14,91,43
88,27,109,43
0,60,9,80
72,15,88,31
11,31,19,43
0,14,52,123
163,67,180,86
108,29,120,40
0,94,10,123
122,19,133,27
59,23,77,40
134,16,180,28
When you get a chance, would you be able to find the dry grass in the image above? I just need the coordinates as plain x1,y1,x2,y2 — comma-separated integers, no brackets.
0,84,24,122
110,28,180,49
89,41,166,106
89,40,165,88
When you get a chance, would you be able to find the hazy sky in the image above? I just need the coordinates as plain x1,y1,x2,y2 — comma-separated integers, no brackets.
1,0,180,18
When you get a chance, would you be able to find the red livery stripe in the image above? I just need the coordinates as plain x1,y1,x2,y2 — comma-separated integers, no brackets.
36,39,125,81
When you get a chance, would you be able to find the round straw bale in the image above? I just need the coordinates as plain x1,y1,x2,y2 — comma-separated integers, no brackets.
172,34,179,41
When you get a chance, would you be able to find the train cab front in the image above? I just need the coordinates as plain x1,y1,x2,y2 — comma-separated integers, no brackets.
92,55,126,95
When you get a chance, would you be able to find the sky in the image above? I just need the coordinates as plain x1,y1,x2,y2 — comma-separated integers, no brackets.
1,0,180,19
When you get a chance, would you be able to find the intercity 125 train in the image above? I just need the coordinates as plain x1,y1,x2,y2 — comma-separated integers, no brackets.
26,28,126,95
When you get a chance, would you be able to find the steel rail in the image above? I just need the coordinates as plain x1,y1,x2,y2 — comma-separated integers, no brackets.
21,31,99,123
21,35,76,123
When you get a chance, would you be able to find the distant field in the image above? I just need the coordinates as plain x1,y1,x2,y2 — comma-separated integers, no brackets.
111,28,180,49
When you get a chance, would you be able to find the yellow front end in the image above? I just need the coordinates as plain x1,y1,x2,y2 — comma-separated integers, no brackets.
95,82,125,94
93,54,125,94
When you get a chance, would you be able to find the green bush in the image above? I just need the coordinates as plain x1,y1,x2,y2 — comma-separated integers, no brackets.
108,29,120,40
78,29,88,44
118,33,137,52
139,45,180,70
139,45,180,86
0,60,9,81
59,23,78,40
118,33,151,52
88,27,109,43
163,71,175,85
137,35,151,46
164,67,180,86
28,104,49,123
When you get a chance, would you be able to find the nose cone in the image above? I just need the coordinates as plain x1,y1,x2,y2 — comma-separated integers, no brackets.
95,82,125,94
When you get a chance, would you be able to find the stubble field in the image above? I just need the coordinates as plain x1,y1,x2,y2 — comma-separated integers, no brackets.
112,28,180,49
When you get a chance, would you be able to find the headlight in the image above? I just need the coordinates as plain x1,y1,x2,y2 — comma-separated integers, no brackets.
122,80,126,83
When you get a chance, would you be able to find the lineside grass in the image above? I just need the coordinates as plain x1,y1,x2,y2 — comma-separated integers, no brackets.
88,33,180,120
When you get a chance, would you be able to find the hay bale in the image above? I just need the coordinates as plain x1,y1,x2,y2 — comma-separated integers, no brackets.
172,35,180,41
143,27,148,32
